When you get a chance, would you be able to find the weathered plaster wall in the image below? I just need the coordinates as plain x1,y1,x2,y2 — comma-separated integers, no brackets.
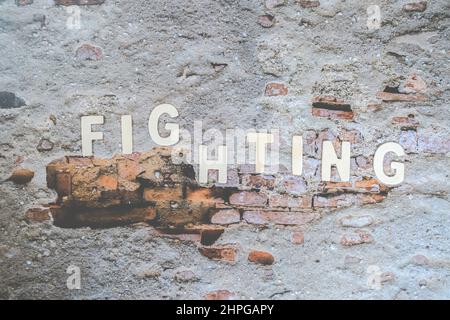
0,0,449,299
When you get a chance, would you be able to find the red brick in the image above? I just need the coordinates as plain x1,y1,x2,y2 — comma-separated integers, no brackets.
354,177,388,193
229,191,267,206
312,107,354,120
403,1,427,12
376,91,426,102
392,116,419,129
76,44,103,61
243,210,318,226
15,0,33,6
8,168,34,185
399,129,418,153
248,250,275,265
186,187,224,205
340,230,373,246
205,290,237,300
291,231,304,245
198,245,237,263
299,0,320,8
269,194,312,208
211,209,241,225
241,174,275,189
265,83,288,96
97,175,118,191
25,207,51,223
401,74,427,93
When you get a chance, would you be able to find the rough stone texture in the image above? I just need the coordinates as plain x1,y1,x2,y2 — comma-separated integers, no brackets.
1,0,450,300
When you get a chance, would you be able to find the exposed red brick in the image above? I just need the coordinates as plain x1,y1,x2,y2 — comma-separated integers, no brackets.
241,174,275,189
258,15,275,28
143,186,183,202
25,207,51,223
392,115,419,129
151,229,202,243
399,129,418,153
339,215,374,228
243,210,318,226
55,0,105,5
417,131,450,154
55,172,72,197
205,290,237,300
299,0,320,8
16,0,33,6
265,83,288,96
198,245,238,263
340,230,373,246
185,224,225,246
376,91,427,102
8,168,34,185
312,107,354,120
36,138,54,152
76,44,103,61
97,175,118,191
265,0,285,10
186,187,224,205
403,1,427,12
211,209,241,225
248,250,275,265
229,191,267,207
52,206,157,228
269,194,312,208
313,193,385,208
354,177,388,193
410,254,430,266
401,74,427,93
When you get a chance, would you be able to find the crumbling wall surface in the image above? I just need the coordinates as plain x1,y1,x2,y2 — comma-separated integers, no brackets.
1,0,450,299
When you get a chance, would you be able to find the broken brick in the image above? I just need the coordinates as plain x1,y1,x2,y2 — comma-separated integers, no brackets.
265,83,289,96
76,44,103,61
243,210,318,226
198,245,237,263
248,250,275,265
392,115,419,129
205,290,237,300
25,207,51,223
311,96,354,120
8,168,34,185
340,230,373,246
299,1,320,8
265,0,285,10
55,0,105,5
403,1,427,12
241,174,276,190
258,15,275,28
229,191,267,207
376,91,427,102
269,194,312,208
